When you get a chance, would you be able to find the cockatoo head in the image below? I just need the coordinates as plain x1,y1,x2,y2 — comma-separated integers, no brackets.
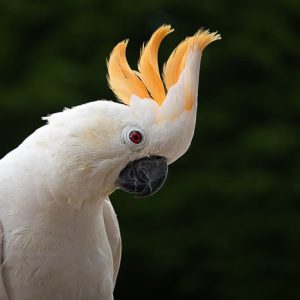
46,25,220,201
105,25,220,197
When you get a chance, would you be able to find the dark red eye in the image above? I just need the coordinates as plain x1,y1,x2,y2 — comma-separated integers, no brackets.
129,130,143,144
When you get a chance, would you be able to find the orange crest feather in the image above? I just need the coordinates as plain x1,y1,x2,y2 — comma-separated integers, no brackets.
138,25,173,104
107,40,150,104
107,25,220,105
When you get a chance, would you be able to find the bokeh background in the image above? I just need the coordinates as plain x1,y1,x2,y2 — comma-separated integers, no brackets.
0,0,299,299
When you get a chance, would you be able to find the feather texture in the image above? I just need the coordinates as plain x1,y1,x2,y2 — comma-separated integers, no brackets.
163,29,221,91
137,25,173,104
107,40,150,104
163,36,192,90
0,223,9,300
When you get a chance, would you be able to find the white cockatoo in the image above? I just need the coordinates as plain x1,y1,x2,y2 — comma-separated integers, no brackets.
0,25,220,299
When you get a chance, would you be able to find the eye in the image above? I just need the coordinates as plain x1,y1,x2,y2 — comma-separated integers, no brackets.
129,130,143,144
122,126,146,150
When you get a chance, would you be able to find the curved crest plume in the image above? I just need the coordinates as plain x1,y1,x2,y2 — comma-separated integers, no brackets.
107,25,220,106
107,40,150,104
138,25,173,104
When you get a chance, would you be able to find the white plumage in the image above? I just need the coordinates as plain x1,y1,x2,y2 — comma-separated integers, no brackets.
0,25,219,299
0,102,123,299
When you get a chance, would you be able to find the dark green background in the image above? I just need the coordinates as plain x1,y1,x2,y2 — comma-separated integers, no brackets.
0,0,299,299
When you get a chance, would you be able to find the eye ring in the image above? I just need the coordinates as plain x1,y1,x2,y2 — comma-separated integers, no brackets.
122,126,146,150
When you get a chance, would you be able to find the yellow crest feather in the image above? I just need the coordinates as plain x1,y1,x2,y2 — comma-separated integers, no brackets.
107,40,150,104
163,36,193,90
107,25,220,106
138,25,173,105
163,29,221,91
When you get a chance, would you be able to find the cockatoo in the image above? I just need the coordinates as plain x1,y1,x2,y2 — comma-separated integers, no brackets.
0,25,220,299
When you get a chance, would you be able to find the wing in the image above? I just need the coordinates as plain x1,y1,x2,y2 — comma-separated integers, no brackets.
0,223,9,300
102,198,122,287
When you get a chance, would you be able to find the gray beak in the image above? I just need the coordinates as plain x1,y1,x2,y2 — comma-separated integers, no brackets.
116,156,168,197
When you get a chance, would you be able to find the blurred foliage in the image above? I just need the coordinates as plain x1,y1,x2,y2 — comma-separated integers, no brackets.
0,0,299,299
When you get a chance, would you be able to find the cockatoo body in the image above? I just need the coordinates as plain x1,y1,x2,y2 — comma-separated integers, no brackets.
0,25,220,299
